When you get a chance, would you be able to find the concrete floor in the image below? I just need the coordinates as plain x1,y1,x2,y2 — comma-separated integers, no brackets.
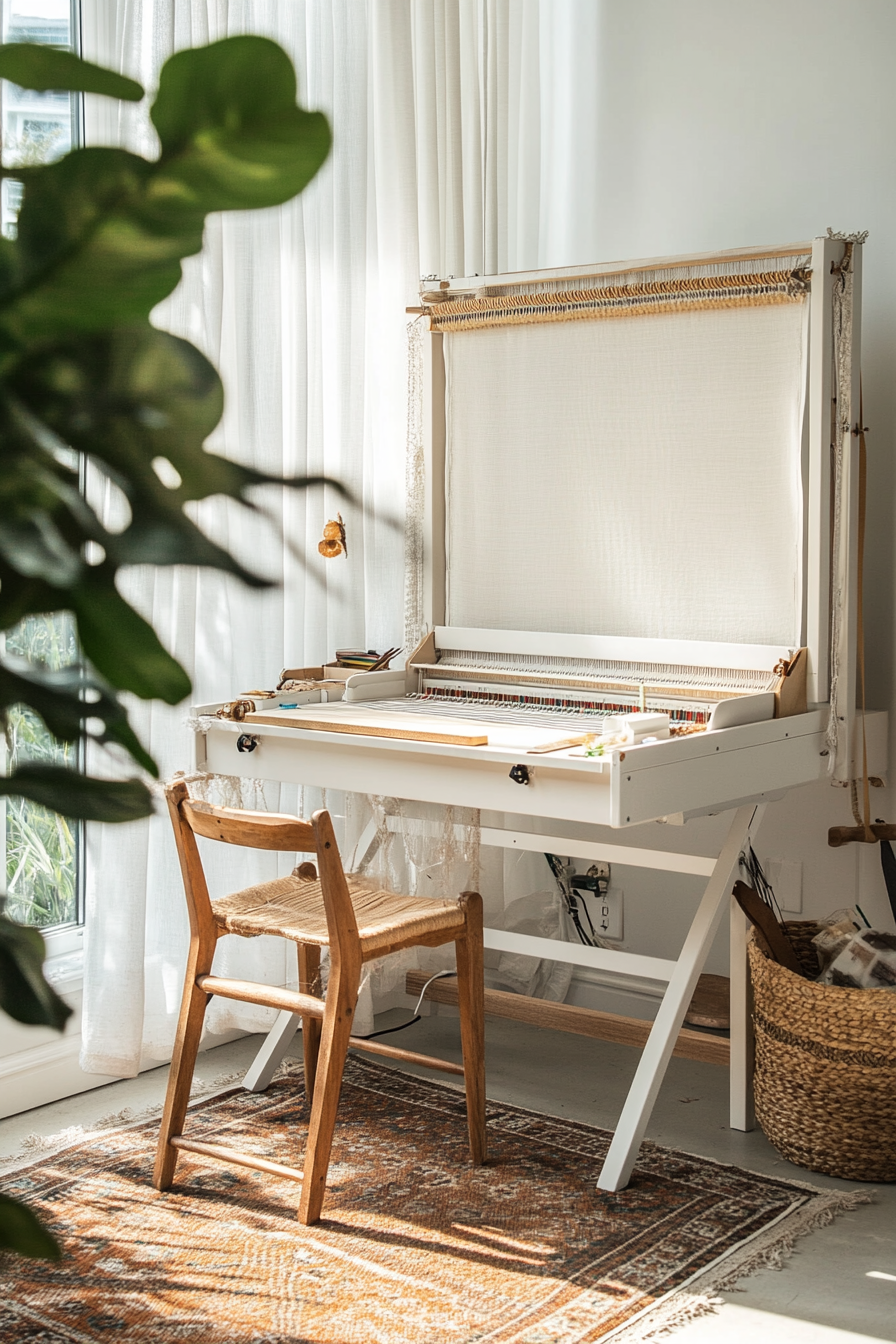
2,1010,894,1344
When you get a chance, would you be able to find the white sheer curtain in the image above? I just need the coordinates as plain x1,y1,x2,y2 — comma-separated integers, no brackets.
80,0,419,1074
79,0,591,1076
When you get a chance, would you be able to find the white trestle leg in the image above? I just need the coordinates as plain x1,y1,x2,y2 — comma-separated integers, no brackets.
596,804,759,1192
242,1010,301,1093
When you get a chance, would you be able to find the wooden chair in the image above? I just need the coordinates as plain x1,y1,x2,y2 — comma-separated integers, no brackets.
154,779,486,1224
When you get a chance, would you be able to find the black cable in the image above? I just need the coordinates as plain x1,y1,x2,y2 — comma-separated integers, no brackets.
359,1014,422,1040
351,969,456,1041
577,892,598,941
545,851,596,946
740,843,787,927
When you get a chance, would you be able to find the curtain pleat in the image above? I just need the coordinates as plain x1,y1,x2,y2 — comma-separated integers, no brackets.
79,0,568,1075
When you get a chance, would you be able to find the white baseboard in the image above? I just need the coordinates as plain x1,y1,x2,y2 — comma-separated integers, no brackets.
0,1028,249,1121
0,1034,120,1119
563,966,664,1022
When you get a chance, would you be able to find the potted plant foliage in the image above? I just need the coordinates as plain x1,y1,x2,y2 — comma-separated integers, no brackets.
0,35,331,1258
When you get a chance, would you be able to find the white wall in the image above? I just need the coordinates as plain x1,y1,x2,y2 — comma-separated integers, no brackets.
533,0,896,958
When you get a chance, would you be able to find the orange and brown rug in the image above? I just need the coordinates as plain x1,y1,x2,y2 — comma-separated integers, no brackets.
0,1057,868,1343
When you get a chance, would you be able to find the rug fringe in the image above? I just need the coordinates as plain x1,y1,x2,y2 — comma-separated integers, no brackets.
601,1187,874,1342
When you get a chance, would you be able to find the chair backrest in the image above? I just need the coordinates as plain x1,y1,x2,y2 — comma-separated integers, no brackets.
182,797,316,853
165,780,359,953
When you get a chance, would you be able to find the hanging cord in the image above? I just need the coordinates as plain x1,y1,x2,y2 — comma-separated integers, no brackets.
740,843,789,930
854,394,874,841
351,968,457,1041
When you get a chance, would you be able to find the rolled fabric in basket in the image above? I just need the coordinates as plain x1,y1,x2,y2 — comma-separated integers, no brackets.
749,925,896,1182
817,929,896,988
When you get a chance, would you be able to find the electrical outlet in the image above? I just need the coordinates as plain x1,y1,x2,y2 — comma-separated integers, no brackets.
591,886,623,940
767,858,802,913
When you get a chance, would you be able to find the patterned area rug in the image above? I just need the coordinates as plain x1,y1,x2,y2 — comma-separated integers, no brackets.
1,1057,868,1343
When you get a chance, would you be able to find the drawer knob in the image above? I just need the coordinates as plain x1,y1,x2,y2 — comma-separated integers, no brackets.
509,764,530,785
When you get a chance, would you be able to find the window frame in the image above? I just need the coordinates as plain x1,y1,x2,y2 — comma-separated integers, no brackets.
1,0,86,947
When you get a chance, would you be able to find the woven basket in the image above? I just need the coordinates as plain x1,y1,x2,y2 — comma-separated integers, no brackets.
749,923,896,1181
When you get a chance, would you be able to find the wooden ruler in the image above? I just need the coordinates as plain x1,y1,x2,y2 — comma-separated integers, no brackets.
244,712,487,748
527,735,592,755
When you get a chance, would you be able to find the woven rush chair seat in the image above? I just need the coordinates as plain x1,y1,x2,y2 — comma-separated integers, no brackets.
154,782,486,1226
213,872,465,954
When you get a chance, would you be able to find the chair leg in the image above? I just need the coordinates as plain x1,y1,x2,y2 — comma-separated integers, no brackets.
153,935,214,1191
298,943,322,1108
455,891,487,1165
297,951,360,1225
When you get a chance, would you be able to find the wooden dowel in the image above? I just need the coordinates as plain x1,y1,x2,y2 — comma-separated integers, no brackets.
433,244,811,296
828,822,896,847
347,1036,465,1075
170,1136,303,1183
197,975,325,1018
406,972,729,1068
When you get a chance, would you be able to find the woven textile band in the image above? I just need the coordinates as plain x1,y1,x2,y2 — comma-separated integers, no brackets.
754,1006,896,1069
427,269,810,333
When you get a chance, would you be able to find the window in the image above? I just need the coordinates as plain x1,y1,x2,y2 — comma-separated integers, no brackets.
1,0,79,237
2,615,82,932
1,1,83,939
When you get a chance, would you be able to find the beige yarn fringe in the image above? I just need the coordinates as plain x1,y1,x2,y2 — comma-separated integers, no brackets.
427,271,808,333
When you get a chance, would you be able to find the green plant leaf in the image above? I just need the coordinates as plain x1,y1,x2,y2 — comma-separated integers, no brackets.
5,149,193,341
8,327,343,579
0,40,330,346
0,1193,61,1260
70,574,191,702
0,43,143,102
15,323,342,503
0,565,64,632
0,657,158,776
150,36,331,214
15,326,225,483
0,913,72,1029
0,765,154,822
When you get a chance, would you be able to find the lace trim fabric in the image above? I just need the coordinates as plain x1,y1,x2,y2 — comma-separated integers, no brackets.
404,317,426,655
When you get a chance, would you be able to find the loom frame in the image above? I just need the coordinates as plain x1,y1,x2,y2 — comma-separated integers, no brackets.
421,236,860,765
196,235,884,1194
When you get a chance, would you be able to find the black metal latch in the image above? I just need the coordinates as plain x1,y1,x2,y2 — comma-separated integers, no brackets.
509,764,530,786
237,734,259,754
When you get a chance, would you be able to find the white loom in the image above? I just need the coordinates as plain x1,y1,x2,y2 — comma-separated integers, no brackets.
196,235,886,1191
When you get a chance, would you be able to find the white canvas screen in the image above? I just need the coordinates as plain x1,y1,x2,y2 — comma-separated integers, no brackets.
444,302,807,647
